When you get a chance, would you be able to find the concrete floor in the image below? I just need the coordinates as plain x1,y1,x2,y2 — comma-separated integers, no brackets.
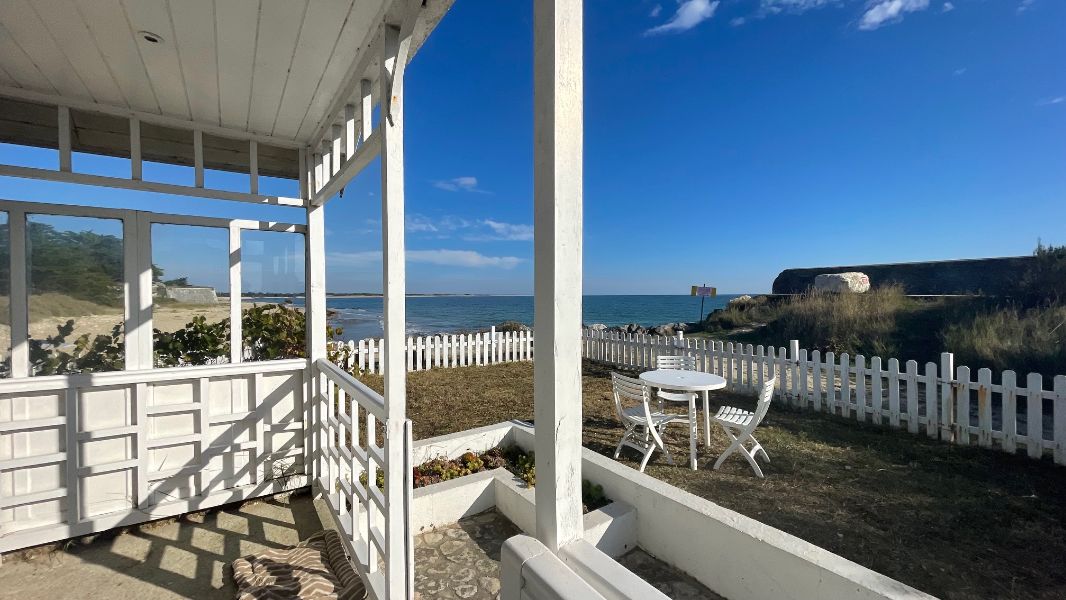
0,490,328,600
1,494,719,600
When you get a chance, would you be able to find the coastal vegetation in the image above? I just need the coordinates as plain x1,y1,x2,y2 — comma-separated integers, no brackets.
699,244,1066,375
26,303,335,375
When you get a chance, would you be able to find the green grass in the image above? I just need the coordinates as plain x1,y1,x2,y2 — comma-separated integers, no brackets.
358,360,1066,600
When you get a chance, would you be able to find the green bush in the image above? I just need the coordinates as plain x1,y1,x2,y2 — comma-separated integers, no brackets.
29,303,333,375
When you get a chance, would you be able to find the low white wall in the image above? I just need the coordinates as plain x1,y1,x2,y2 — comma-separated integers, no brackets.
410,429,637,558
508,424,935,600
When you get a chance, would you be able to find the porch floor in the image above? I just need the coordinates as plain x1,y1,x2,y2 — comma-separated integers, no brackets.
0,490,327,600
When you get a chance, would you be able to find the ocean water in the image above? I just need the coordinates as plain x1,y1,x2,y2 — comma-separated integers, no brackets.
256,294,741,342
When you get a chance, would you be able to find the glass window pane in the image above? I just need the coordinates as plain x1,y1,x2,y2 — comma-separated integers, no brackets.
151,224,230,367
0,212,9,378
27,215,125,375
240,230,305,361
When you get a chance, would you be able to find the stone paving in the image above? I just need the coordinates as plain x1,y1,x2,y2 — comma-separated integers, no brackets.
413,510,722,600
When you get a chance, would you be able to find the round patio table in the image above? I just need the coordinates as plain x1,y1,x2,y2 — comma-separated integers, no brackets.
639,369,727,470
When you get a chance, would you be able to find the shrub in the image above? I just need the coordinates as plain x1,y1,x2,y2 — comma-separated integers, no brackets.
764,285,910,357
1019,242,1066,306
944,304,1066,374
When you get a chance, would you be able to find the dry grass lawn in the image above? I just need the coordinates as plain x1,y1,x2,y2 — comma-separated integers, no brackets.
358,359,1066,600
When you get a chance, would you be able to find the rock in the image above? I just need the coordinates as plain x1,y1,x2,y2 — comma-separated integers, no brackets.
495,320,531,333
617,323,646,334
728,294,754,306
588,323,608,331
814,272,870,294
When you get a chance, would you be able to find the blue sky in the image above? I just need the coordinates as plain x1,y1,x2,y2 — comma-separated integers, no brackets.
1,0,1063,294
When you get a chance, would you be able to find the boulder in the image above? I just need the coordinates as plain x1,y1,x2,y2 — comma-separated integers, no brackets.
621,323,646,334
728,294,754,306
814,272,870,294
588,323,608,331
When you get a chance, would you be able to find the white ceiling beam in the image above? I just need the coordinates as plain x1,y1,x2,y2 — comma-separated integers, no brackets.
0,164,304,207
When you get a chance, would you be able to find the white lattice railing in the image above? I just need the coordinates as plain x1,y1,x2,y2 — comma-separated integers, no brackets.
582,328,1066,466
0,359,308,553
313,358,411,600
330,326,534,374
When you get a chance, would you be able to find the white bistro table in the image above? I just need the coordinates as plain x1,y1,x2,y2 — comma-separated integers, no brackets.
639,369,727,470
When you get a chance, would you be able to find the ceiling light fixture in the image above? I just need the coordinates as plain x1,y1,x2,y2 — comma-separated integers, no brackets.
138,30,164,44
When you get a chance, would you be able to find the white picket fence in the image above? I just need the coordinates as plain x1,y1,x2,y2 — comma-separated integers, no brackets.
581,328,1066,465
330,326,534,374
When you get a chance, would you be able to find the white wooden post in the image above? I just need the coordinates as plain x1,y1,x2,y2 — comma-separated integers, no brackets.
939,353,955,441
1053,375,1066,465
380,17,413,598
228,224,243,363
58,106,71,172
130,117,142,181
1026,372,1043,459
9,208,29,378
306,201,327,486
533,0,583,554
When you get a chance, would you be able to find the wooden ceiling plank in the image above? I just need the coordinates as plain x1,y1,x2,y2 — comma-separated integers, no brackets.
121,0,192,119
270,0,352,139
32,0,129,108
0,22,56,92
215,0,258,131
293,2,381,142
75,0,160,114
247,0,308,135
3,0,93,100
169,0,221,126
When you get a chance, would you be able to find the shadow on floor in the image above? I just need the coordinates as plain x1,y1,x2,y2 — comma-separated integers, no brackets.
0,489,326,600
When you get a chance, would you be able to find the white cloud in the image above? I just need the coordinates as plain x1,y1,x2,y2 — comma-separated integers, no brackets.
478,220,534,241
1037,96,1065,106
731,16,747,26
408,250,523,269
328,249,524,269
759,0,839,15
646,0,719,35
650,4,662,17
953,67,967,76
858,0,930,30
432,176,487,193
1017,0,1036,13
941,1,954,11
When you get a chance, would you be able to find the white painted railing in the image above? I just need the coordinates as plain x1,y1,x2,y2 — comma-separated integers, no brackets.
313,358,411,600
0,359,308,553
331,326,534,374
582,328,1066,465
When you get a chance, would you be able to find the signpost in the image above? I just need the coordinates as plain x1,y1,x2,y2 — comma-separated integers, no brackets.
691,284,717,323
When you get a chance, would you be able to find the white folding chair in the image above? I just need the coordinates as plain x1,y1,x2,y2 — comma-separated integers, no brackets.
653,354,699,422
611,372,683,472
711,377,776,478
654,354,698,402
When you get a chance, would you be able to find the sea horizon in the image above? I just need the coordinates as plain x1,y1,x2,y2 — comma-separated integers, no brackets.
251,294,748,342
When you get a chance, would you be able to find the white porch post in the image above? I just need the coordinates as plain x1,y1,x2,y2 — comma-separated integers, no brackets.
380,19,413,598
533,0,584,552
306,200,327,489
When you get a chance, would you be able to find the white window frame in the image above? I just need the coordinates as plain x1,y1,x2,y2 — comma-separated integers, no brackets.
0,198,305,378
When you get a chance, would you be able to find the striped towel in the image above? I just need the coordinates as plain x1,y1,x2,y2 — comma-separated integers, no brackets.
232,530,367,600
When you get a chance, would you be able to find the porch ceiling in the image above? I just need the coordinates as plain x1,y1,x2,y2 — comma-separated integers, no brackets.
0,0,451,176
